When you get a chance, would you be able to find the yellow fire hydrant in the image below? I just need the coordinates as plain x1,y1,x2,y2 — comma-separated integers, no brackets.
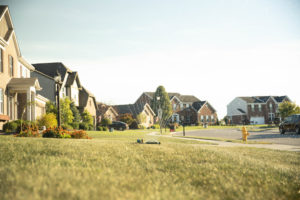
242,126,249,142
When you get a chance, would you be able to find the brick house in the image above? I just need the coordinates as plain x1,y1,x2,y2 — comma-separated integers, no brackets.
96,102,118,124
113,103,155,128
0,6,48,130
135,92,218,125
227,96,290,125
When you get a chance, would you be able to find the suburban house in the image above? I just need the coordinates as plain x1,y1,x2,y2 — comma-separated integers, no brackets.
227,96,291,125
135,92,218,125
78,87,97,129
31,62,82,106
96,102,118,124
0,6,48,130
113,103,155,128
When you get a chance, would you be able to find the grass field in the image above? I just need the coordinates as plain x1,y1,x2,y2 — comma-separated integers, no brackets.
0,130,299,200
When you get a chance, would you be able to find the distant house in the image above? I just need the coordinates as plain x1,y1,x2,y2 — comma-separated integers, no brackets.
135,92,218,125
79,87,97,129
113,103,155,128
0,6,47,129
227,96,291,125
96,102,118,124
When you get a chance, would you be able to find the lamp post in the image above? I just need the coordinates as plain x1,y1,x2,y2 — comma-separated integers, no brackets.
54,73,61,127
157,96,162,134
181,115,185,136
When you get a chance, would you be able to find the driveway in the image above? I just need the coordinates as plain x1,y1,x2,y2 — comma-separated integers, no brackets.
172,128,300,146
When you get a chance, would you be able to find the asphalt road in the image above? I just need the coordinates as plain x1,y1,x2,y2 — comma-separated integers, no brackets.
173,128,300,146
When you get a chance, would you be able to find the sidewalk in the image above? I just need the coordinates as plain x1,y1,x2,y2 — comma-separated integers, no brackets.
148,132,300,152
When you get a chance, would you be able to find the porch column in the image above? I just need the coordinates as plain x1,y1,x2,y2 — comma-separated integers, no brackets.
31,91,36,121
26,89,31,121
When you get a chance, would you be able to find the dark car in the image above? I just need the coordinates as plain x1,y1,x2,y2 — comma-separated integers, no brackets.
279,114,300,134
109,121,129,131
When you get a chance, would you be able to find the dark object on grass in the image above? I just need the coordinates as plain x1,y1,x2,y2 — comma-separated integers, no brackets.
137,138,144,143
145,139,161,144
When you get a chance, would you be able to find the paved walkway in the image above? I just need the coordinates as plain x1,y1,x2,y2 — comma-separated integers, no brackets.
148,132,300,152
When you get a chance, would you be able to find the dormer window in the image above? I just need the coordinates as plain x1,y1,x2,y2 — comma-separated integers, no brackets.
258,104,262,112
269,104,273,110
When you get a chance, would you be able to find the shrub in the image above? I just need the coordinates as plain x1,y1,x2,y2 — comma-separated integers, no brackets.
102,126,108,131
151,124,160,129
100,118,112,127
62,124,73,130
37,113,57,128
70,130,89,139
97,126,103,131
79,122,89,130
88,124,94,131
3,121,18,133
70,122,79,130
42,127,70,138
138,124,145,129
16,123,40,137
129,120,139,129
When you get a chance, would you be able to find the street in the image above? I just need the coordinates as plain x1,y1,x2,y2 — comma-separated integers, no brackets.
173,128,300,146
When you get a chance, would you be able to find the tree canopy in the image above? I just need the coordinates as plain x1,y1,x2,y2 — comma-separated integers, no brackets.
60,97,74,125
151,85,172,123
279,101,300,120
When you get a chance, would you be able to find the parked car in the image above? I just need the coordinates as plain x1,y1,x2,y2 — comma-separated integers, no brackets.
279,114,300,134
109,121,129,131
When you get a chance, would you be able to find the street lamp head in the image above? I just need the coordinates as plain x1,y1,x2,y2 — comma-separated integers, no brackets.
54,70,61,83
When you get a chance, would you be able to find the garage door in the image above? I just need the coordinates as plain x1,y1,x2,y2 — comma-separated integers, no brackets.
250,117,265,125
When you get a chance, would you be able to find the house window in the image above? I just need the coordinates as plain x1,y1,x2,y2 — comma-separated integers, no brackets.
269,104,273,111
9,55,13,76
251,104,255,112
180,103,183,110
173,104,176,111
0,49,3,73
211,115,214,122
201,115,204,122
0,88,3,114
258,104,262,112
186,104,189,108
206,115,209,122
269,113,275,121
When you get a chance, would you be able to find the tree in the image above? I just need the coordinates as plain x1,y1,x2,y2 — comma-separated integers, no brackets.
70,101,81,123
60,97,74,125
118,113,134,126
81,109,93,125
37,113,57,128
279,101,300,120
151,86,172,125
137,113,147,124
46,101,57,115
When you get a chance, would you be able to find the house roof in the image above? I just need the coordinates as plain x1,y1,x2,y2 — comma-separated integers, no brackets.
32,62,72,81
239,96,289,104
97,103,118,117
7,78,42,90
192,101,207,111
65,71,82,88
113,103,154,118
0,6,8,19
144,92,200,103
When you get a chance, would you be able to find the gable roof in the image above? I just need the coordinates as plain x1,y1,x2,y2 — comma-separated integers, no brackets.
32,62,72,81
97,103,118,117
239,96,289,104
113,103,154,118
65,71,82,88
143,92,200,103
192,101,207,111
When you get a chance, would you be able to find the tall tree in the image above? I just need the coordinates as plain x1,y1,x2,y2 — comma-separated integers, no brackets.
60,97,74,125
151,86,172,124
279,101,300,120
81,110,93,125
46,101,57,115
70,101,81,123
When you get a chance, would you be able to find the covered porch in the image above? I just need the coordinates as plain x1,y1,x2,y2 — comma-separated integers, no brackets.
7,78,42,121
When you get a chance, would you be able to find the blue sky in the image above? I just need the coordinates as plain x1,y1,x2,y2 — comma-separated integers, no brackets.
2,0,300,118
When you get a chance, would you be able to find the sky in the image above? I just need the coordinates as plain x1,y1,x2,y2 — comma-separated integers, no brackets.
1,0,300,118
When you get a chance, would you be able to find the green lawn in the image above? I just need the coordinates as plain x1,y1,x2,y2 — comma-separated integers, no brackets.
0,130,299,200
